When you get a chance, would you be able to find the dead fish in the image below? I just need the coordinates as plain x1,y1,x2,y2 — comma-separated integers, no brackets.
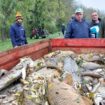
93,93,105,105
57,50,76,59
0,83,23,105
85,84,93,92
36,67,61,80
45,50,76,67
33,58,46,73
21,66,27,80
1,95,16,104
63,56,81,83
0,69,8,78
92,78,99,85
0,57,34,91
97,85,105,95
85,68,105,78
0,95,7,99
92,82,100,93
0,69,22,91
92,68,103,73
83,76,93,82
79,53,102,62
48,80,88,105
100,101,105,105
81,62,103,70
22,72,48,105
81,71,102,78
45,57,58,67
44,50,61,58
44,50,76,59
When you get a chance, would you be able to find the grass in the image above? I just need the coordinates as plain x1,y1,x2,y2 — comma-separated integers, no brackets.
0,32,63,52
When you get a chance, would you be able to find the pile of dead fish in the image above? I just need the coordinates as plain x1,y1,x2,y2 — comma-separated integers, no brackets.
0,50,105,105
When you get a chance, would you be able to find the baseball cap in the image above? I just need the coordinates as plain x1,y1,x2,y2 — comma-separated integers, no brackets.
75,8,83,13
16,12,23,20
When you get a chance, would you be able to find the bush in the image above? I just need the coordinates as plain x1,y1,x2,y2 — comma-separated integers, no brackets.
45,21,58,34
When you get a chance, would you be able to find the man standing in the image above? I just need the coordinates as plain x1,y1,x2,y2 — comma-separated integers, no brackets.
64,8,90,38
61,24,65,35
90,11,104,38
10,12,28,48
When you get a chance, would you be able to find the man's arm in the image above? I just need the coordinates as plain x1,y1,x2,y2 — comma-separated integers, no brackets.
64,22,73,38
10,25,17,47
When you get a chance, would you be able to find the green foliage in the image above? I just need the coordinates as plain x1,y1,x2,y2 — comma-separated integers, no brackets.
0,0,105,41
0,0,73,40
0,0,17,40
45,21,57,33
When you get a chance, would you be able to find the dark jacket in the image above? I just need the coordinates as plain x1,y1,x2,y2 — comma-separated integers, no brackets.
64,18,90,38
100,18,105,38
61,24,65,35
90,18,103,38
10,23,27,47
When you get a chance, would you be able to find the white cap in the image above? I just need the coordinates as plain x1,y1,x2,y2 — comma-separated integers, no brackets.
75,8,83,13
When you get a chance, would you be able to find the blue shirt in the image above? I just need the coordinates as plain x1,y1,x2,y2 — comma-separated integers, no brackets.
90,25,99,38
89,19,101,38
64,18,90,38
10,23,27,47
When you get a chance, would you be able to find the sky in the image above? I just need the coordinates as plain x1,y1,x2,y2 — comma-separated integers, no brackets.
76,0,105,11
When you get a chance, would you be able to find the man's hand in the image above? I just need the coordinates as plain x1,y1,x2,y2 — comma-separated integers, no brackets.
14,46,18,48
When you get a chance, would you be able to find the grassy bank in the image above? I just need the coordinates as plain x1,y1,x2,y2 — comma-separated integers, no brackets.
0,32,63,52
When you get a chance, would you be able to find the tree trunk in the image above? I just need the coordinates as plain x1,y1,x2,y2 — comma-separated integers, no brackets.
1,20,7,41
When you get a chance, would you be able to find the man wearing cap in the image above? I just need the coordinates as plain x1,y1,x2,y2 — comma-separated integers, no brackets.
64,8,90,38
10,12,28,48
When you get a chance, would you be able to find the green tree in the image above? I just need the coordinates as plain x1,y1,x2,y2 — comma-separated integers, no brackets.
0,0,17,41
